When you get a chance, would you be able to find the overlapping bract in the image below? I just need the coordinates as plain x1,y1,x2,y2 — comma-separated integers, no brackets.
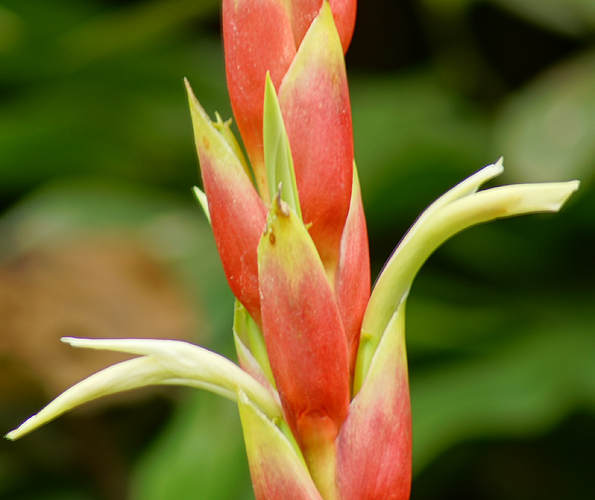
223,0,355,199
188,2,577,498
6,2,580,500
207,3,372,496
222,0,357,276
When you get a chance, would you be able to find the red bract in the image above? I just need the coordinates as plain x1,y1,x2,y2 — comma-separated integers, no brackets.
197,0,367,336
214,1,384,497
258,195,350,498
337,305,411,500
278,4,354,273
187,82,267,325
223,0,356,275
335,166,370,378
223,0,356,197
258,197,350,444
191,1,398,498
222,0,295,197
288,0,356,51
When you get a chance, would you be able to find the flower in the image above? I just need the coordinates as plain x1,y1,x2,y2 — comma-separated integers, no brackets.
6,1,579,500
193,0,365,338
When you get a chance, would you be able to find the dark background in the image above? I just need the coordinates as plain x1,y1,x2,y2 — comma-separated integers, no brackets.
1,0,594,499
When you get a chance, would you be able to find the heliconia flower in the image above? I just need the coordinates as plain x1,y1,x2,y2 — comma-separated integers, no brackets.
187,0,364,329
222,0,355,197
6,1,580,500
335,163,370,377
5,337,282,441
237,390,324,500
6,161,579,499
337,301,411,500
258,193,350,499
186,79,266,325
223,0,355,277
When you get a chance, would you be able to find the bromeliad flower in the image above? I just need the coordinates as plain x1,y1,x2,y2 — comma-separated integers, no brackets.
6,2,579,500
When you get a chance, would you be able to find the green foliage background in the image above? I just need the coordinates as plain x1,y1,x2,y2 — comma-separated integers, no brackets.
1,0,594,499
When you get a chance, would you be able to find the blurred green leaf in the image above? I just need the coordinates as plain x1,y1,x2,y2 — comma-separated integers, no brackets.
419,0,478,16
350,70,491,234
491,0,595,36
495,50,595,185
406,293,512,353
0,177,235,335
0,177,243,498
57,0,220,67
411,305,595,473
9,492,95,500
0,0,228,199
131,393,254,500
0,6,24,54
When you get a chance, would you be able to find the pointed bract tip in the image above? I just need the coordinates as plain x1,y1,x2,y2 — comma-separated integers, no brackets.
5,429,18,441
183,77,197,104
492,157,505,175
